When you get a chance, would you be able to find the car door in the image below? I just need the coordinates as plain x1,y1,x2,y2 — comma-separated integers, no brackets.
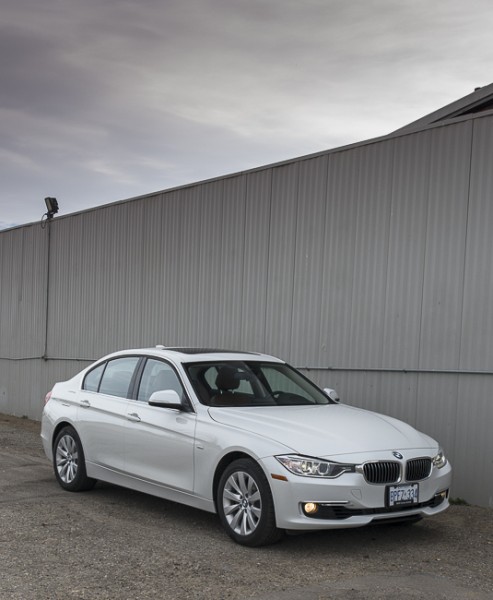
124,357,196,493
76,356,140,473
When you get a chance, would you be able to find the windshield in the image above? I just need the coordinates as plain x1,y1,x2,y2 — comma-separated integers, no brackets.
184,361,331,407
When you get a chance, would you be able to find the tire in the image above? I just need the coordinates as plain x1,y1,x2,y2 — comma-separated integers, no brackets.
53,426,96,492
217,458,282,547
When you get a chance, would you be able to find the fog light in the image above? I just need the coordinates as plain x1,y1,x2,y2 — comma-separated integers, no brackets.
432,490,448,507
304,502,319,514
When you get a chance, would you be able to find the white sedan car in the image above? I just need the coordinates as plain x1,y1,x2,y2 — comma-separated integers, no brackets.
41,347,452,546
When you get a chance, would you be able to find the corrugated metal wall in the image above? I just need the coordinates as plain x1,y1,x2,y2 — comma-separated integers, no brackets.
1,113,493,508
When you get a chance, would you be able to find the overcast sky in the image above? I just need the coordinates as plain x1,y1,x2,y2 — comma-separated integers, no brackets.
1,0,493,230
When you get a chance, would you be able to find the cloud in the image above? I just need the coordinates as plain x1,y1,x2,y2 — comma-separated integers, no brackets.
1,0,493,227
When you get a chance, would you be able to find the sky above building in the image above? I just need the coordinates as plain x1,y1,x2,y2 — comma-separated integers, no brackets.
1,0,493,230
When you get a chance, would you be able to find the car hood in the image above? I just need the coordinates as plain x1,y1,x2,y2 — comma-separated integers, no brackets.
208,404,436,458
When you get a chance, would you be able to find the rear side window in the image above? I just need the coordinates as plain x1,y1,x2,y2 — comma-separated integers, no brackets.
83,357,140,398
82,363,105,392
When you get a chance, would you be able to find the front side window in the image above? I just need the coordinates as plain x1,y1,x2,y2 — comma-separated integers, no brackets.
97,357,140,398
137,358,185,402
185,361,331,407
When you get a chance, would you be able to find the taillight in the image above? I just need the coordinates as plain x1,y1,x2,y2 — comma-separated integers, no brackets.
44,391,53,404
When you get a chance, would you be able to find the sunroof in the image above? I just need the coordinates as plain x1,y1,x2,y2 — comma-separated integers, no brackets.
164,347,258,355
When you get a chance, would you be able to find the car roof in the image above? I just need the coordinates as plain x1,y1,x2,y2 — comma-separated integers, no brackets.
102,347,285,364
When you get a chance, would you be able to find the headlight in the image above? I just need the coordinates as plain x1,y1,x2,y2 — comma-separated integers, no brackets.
276,455,355,478
433,449,447,469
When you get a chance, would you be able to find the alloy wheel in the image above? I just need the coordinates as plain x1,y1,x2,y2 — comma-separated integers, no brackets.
55,434,79,484
222,470,262,536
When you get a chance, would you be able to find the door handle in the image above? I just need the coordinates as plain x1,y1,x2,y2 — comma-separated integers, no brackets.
127,412,141,422
80,399,91,408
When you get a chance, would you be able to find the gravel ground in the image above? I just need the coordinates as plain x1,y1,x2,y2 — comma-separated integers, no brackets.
1,413,492,600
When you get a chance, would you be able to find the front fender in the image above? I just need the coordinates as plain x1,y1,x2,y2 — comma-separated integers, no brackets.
193,417,294,503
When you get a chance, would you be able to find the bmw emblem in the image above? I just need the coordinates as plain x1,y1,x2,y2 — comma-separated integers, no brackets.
392,451,404,459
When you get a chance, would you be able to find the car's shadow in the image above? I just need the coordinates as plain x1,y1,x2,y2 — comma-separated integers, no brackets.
84,480,447,555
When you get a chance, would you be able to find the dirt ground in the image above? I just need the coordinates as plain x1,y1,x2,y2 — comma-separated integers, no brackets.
1,413,492,599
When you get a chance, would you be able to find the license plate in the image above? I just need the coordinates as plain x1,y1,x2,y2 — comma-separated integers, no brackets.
387,483,419,507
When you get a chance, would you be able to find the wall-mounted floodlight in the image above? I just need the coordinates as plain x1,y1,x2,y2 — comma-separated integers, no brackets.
44,197,59,220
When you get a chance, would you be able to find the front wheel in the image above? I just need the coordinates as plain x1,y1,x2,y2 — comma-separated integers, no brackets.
217,458,282,546
53,426,96,492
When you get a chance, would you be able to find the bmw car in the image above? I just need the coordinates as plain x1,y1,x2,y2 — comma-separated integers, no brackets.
41,347,452,546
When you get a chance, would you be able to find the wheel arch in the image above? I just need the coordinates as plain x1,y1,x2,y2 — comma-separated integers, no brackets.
212,451,258,510
52,421,77,449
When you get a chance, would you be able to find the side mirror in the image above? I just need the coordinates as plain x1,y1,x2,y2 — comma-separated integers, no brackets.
148,389,183,410
324,388,340,403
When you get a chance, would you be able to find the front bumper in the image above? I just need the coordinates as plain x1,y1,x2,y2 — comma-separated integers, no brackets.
262,456,452,531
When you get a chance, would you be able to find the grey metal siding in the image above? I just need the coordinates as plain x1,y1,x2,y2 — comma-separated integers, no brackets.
454,376,493,505
320,148,359,368
347,142,394,369
241,169,272,350
460,117,493,370
290,155,329,366
0,225,47,359
264,163,299,358
419,121,472,370
216,176,247,348
381,132,431,369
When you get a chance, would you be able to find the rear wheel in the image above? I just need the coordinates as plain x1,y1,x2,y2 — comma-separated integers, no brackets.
217,458,282,546
53,426,96,492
